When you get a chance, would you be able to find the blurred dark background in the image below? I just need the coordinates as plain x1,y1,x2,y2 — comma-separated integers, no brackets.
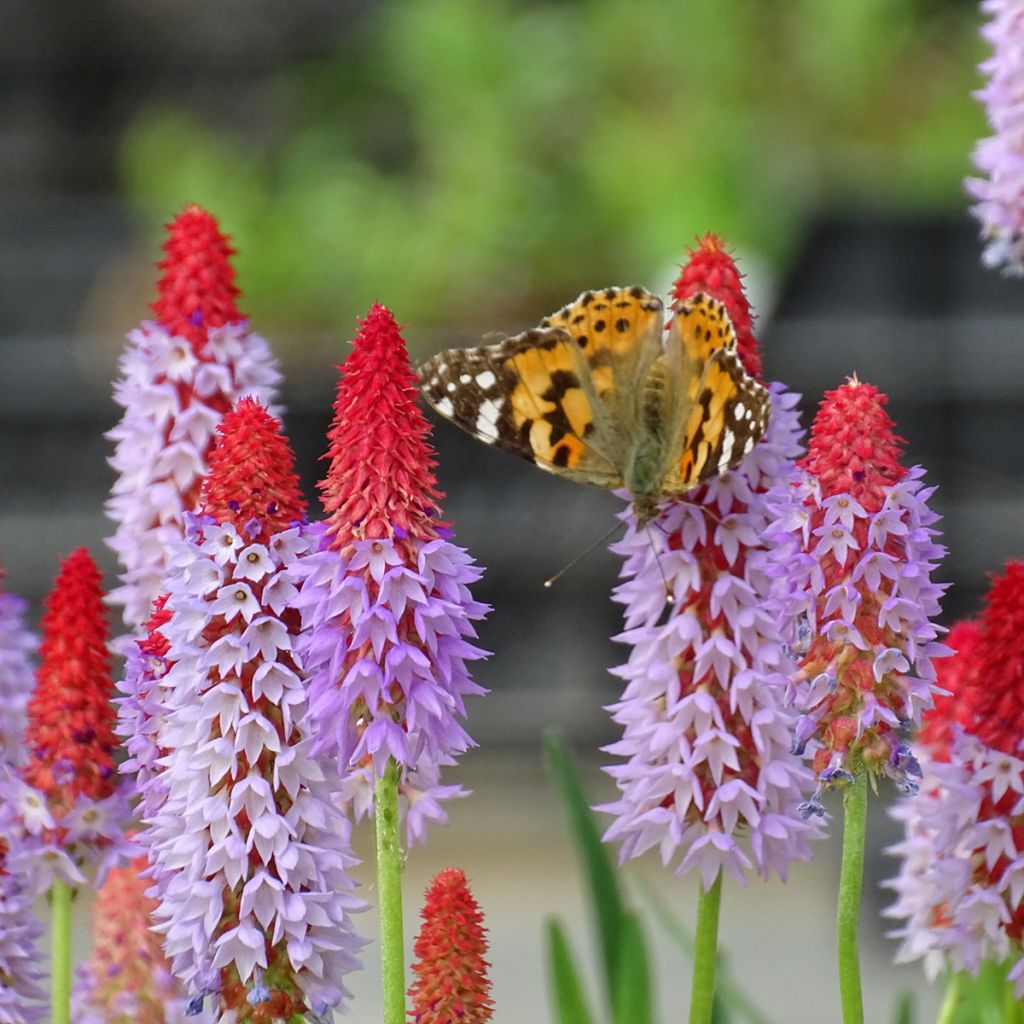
1,2,1021,1019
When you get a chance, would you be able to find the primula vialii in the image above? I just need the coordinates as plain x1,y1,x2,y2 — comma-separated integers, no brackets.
73,853,201,1024
0,575,35,766
888,563,1024,995
5,548,130,888
600,236,818,889
408,868,493,1024
106,204,280,631
139,399,365,1021
966,0,1024,274
771,379,947,808
294,304,489,844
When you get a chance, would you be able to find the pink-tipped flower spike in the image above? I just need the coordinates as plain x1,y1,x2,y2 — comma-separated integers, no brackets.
888,564,1024,994
293,304,489,846
1,549,131,890
966,1,1024,274
599,238,819,887
0,574,35,766
73,853,203,1024
0,836,46,1024
769,379,947,813
106,205,281,631
140,399,365,1022
407,868,493,1024
885,620,982,983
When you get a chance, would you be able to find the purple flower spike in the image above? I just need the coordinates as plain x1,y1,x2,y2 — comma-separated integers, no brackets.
0,582,35,766
138,403,366,1020
599,383,821,885
967,0,1024,273
292,305,489,846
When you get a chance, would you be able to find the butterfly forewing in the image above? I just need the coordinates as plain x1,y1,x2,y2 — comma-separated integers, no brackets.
419,327,623,486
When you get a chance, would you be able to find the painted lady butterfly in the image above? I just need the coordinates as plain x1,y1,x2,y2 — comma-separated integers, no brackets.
419,286,770,524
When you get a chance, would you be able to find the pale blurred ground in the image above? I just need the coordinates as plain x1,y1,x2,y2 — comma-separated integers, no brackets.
58,748,943,1024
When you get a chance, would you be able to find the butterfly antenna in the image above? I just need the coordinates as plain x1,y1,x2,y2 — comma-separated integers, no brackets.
643,523,674,604
544,520,624,589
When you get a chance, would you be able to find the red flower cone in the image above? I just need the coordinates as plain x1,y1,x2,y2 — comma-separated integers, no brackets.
408,868,493,1024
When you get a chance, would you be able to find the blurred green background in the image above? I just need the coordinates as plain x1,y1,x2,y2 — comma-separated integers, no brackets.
118,0,983,345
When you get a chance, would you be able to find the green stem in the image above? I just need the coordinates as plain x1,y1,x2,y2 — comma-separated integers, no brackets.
375,758,405,1024
837,770,868,1024
689,870,723,1024
936,972,961,1024
50,880,74,1024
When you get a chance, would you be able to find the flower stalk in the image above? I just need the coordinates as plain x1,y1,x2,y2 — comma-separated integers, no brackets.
376,758,406,1024
836,769,867,1024
51,878,74,1024
689,871,723,1024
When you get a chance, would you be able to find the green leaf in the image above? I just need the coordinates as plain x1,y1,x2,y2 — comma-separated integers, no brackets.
891,991,914,1024
611,912,654,1024
544,731,628,1012
546,918,597,1024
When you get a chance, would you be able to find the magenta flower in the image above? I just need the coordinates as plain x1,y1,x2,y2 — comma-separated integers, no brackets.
600,244,818,887
139,400,364,1021
0,579,35,766
106,206,280,631
887,565,1024,995
767,380,947,811
293,305,488,846
966,0,1024,273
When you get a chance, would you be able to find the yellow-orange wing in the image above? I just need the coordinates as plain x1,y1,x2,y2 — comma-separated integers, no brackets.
418,285,664,487
661,292,771,494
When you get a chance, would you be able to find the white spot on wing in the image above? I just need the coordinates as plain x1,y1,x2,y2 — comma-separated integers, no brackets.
460,373,472,384
446,382,457,393
476,400,502,435
476,370,496,389
435,398,455,417
717,428,735,472
734,402,746,420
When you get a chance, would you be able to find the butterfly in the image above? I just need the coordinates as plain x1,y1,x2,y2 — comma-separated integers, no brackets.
418,286,770,525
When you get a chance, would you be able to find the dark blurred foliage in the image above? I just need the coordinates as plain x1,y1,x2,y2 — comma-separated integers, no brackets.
117,0,984,347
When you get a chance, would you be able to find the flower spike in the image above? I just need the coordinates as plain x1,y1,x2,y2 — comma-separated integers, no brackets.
106,205,281,630
294,304,489,846
408,868,493,1024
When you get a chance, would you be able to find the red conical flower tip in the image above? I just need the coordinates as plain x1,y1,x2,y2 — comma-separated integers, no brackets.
672,233,762,380
139,595,172,659
199,397,306,539
916,619,981,762
800,377,907,510
966,561,1024,757
151,204,243,350
23,548,116,807
408,868,493,1024
320,303,443,547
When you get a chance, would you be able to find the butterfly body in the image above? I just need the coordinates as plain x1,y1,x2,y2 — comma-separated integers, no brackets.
419,287,770,525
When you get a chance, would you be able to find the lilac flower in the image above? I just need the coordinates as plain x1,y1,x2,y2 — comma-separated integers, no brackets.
0,584,34,766
292,305,489,846
599,384,820,885
105,207,281,631
767,380,947,798
0,834,46,1024
966,0,1024,273
138,401,365,1020
887,567,1024,995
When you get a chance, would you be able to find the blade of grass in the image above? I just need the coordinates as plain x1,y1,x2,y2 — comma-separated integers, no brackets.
544,731,628,1011
547,917,598,1024
612,912,654,1024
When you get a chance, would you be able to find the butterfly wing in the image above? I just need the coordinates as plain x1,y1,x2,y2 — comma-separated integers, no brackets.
660,292,771,494
419,286,665,489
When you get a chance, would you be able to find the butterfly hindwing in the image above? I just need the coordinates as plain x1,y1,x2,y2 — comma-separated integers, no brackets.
419,327,623,486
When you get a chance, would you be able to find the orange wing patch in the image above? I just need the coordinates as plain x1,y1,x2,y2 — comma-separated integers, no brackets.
541,285,663,399
502,336,594,470
672,294,738,401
